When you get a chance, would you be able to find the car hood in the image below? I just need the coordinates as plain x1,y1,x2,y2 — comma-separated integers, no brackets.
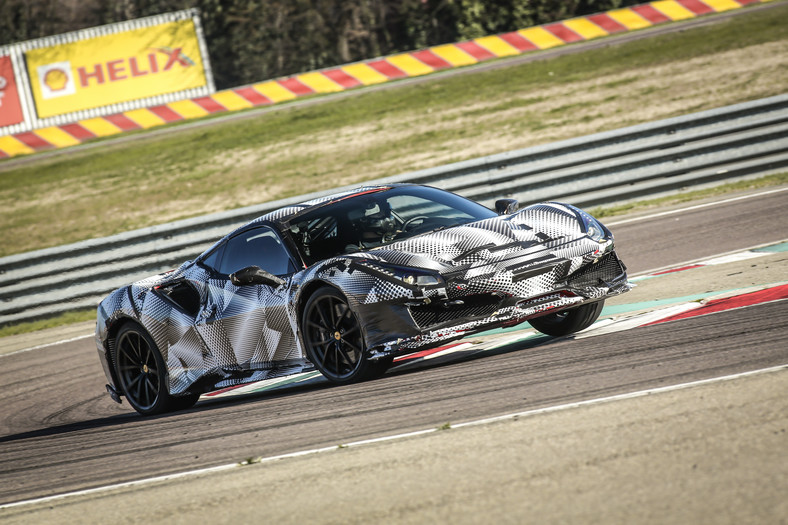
347,202,602,274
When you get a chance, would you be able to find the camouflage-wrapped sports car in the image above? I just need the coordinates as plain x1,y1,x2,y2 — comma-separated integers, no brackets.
96,184,630,415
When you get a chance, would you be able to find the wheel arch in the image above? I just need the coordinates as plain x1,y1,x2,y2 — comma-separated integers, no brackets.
104,315,142,394
296,279,344,329
104,315,136,387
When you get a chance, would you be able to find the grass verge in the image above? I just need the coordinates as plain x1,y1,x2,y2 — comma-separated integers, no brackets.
589,172,788,218
0,308,95,338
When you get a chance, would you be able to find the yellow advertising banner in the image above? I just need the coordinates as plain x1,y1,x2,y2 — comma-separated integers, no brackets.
24,18,209,119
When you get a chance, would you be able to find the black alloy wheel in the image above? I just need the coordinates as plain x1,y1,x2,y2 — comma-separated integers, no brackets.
302,286,391,383
528,300,606,337
113,322,198,415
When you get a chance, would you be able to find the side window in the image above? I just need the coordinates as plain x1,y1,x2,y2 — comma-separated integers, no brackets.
216,227,294,276
200,244,224,271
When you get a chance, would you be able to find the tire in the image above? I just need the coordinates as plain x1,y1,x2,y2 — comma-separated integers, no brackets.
528,300,605,337
113,322,198,415
302,286,391,384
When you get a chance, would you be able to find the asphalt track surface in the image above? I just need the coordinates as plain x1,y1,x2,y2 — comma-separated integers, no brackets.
0,188,786,509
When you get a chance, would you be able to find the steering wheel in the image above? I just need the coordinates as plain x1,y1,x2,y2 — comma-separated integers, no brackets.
402,216,429,231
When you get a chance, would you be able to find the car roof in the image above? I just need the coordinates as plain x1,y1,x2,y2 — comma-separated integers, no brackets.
197,184,404,260
249,184,402,225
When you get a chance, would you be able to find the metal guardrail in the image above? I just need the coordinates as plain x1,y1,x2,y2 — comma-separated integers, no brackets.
2,94,787,326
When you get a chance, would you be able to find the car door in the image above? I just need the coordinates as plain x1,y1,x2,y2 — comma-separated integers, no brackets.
196,225,303,370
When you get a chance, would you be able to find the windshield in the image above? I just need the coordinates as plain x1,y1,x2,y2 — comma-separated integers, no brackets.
288,186,497,265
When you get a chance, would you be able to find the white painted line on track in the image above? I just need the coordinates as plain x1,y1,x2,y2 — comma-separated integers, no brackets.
701,251,770,265
630,238,788,278
0,333,94,358
3,363,786,511
0,462,241,510
574,302,703,337
451,364,788,430
605,187,788,227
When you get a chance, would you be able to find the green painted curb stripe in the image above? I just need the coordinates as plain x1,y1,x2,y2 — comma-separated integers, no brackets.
755,241,788,253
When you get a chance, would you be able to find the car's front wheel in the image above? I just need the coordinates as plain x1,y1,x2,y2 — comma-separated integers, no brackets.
113,322,199,415
528,300,605,337
302,286,391,384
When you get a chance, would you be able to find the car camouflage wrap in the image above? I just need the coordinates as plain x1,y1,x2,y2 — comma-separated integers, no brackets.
95,185,630,411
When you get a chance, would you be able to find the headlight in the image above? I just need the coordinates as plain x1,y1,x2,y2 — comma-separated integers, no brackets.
566,205,610,243
585,217,605,242
401,273,441,286
358,261,444,287
385,265,443,286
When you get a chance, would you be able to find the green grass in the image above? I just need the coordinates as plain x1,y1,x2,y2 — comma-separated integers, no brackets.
0,308,95,338
589,172,788,219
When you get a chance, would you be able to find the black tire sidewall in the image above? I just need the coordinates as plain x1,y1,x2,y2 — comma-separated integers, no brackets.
113,322,173,415
302,286,382,384
528,300,605,337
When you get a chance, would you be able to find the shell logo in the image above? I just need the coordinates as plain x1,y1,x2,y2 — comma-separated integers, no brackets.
44,68,69,91
37,60,76,99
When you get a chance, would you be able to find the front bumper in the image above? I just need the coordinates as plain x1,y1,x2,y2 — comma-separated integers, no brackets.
369,251,631,358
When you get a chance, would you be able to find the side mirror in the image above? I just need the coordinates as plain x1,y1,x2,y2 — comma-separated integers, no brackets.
495,198,519,215
230,266,286,287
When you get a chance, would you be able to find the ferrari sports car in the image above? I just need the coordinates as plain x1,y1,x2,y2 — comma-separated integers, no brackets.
96,184,631,415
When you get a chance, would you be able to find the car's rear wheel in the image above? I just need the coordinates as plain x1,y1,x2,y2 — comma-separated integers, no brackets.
528,300,605,337
113,322,198,415
302,286,391,384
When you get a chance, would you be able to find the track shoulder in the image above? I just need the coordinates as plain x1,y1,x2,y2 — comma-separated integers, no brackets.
2,366,785,524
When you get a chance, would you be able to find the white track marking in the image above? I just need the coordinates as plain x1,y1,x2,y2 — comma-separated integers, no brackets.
0,333,93,358
391,342,475,370
451,364,788,430
573,302,704,338
630,239,787,277
2,364,785,511
606,187,788,227
701,251,770,265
